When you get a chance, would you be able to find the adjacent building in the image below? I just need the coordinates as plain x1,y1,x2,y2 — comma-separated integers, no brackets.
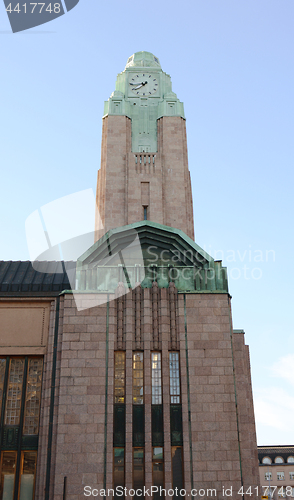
258,446,294,499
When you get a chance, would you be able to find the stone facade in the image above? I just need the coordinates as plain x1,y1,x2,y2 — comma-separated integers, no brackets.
95,115,194,242
25,286,259,500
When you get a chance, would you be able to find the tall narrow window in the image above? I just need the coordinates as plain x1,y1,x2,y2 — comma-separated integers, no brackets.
133,353,144,404
133,448,144,493
171,447,184,494
113,448,125,495
19,451,37,500
151,353,162,404
153,447,164,500
5,358,25,426
169,353,180,404
114,352,125,404
143,207,148,220
0,451,17,499
23,359,43,435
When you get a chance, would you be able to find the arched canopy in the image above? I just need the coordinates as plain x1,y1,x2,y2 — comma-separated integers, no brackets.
76,221,228,293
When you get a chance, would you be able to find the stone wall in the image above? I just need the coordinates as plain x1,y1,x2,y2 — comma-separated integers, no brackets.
37,288,259,500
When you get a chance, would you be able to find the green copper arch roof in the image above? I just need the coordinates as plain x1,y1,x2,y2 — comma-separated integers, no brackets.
78,221,212,265
76,222,228,293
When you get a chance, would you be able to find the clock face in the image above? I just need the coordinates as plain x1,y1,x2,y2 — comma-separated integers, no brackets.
129,73,159,96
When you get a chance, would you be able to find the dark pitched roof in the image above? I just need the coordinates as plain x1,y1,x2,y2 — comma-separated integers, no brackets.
0,261,75,295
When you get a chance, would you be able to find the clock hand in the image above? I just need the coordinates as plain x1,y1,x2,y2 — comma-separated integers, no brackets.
130,81,148,88
133,84,143,90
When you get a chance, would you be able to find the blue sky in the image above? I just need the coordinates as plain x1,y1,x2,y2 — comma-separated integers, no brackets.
1,0,294,445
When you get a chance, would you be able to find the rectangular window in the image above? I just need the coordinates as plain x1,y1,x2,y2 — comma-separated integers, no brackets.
0,451,17,500
153,448,164,500
114,352,125,404
170,406,183,446
169,352,180,404
23,359,43,435
133,448,144,493
152,405,164,447
19,451,37,500
113,406,125,446
277,472,285,480
151,353,162,405
133,405,145,447
5,359,25,426
171,447,184,494
113,448,125,494
265,472,272,480
133,353,144,404
289,472,294,480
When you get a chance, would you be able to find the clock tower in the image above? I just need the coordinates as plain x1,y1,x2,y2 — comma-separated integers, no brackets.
95,51,194,241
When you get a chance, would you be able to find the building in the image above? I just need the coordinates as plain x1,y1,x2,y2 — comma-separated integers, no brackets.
0,52,259,500
258,446,294,499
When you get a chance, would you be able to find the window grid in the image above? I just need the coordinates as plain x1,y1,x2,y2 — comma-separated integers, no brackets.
114,352,126,404
289,472,294,480
133,353,144,405
169,352,180,404
23,358,43,435
265,472,272,480
277,472,285,481
152,353,162,405
5,359,25,426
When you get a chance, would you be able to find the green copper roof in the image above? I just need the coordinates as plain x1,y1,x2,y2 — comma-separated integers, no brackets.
104,51,185,152
76,221,228,293
125,51,161,69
